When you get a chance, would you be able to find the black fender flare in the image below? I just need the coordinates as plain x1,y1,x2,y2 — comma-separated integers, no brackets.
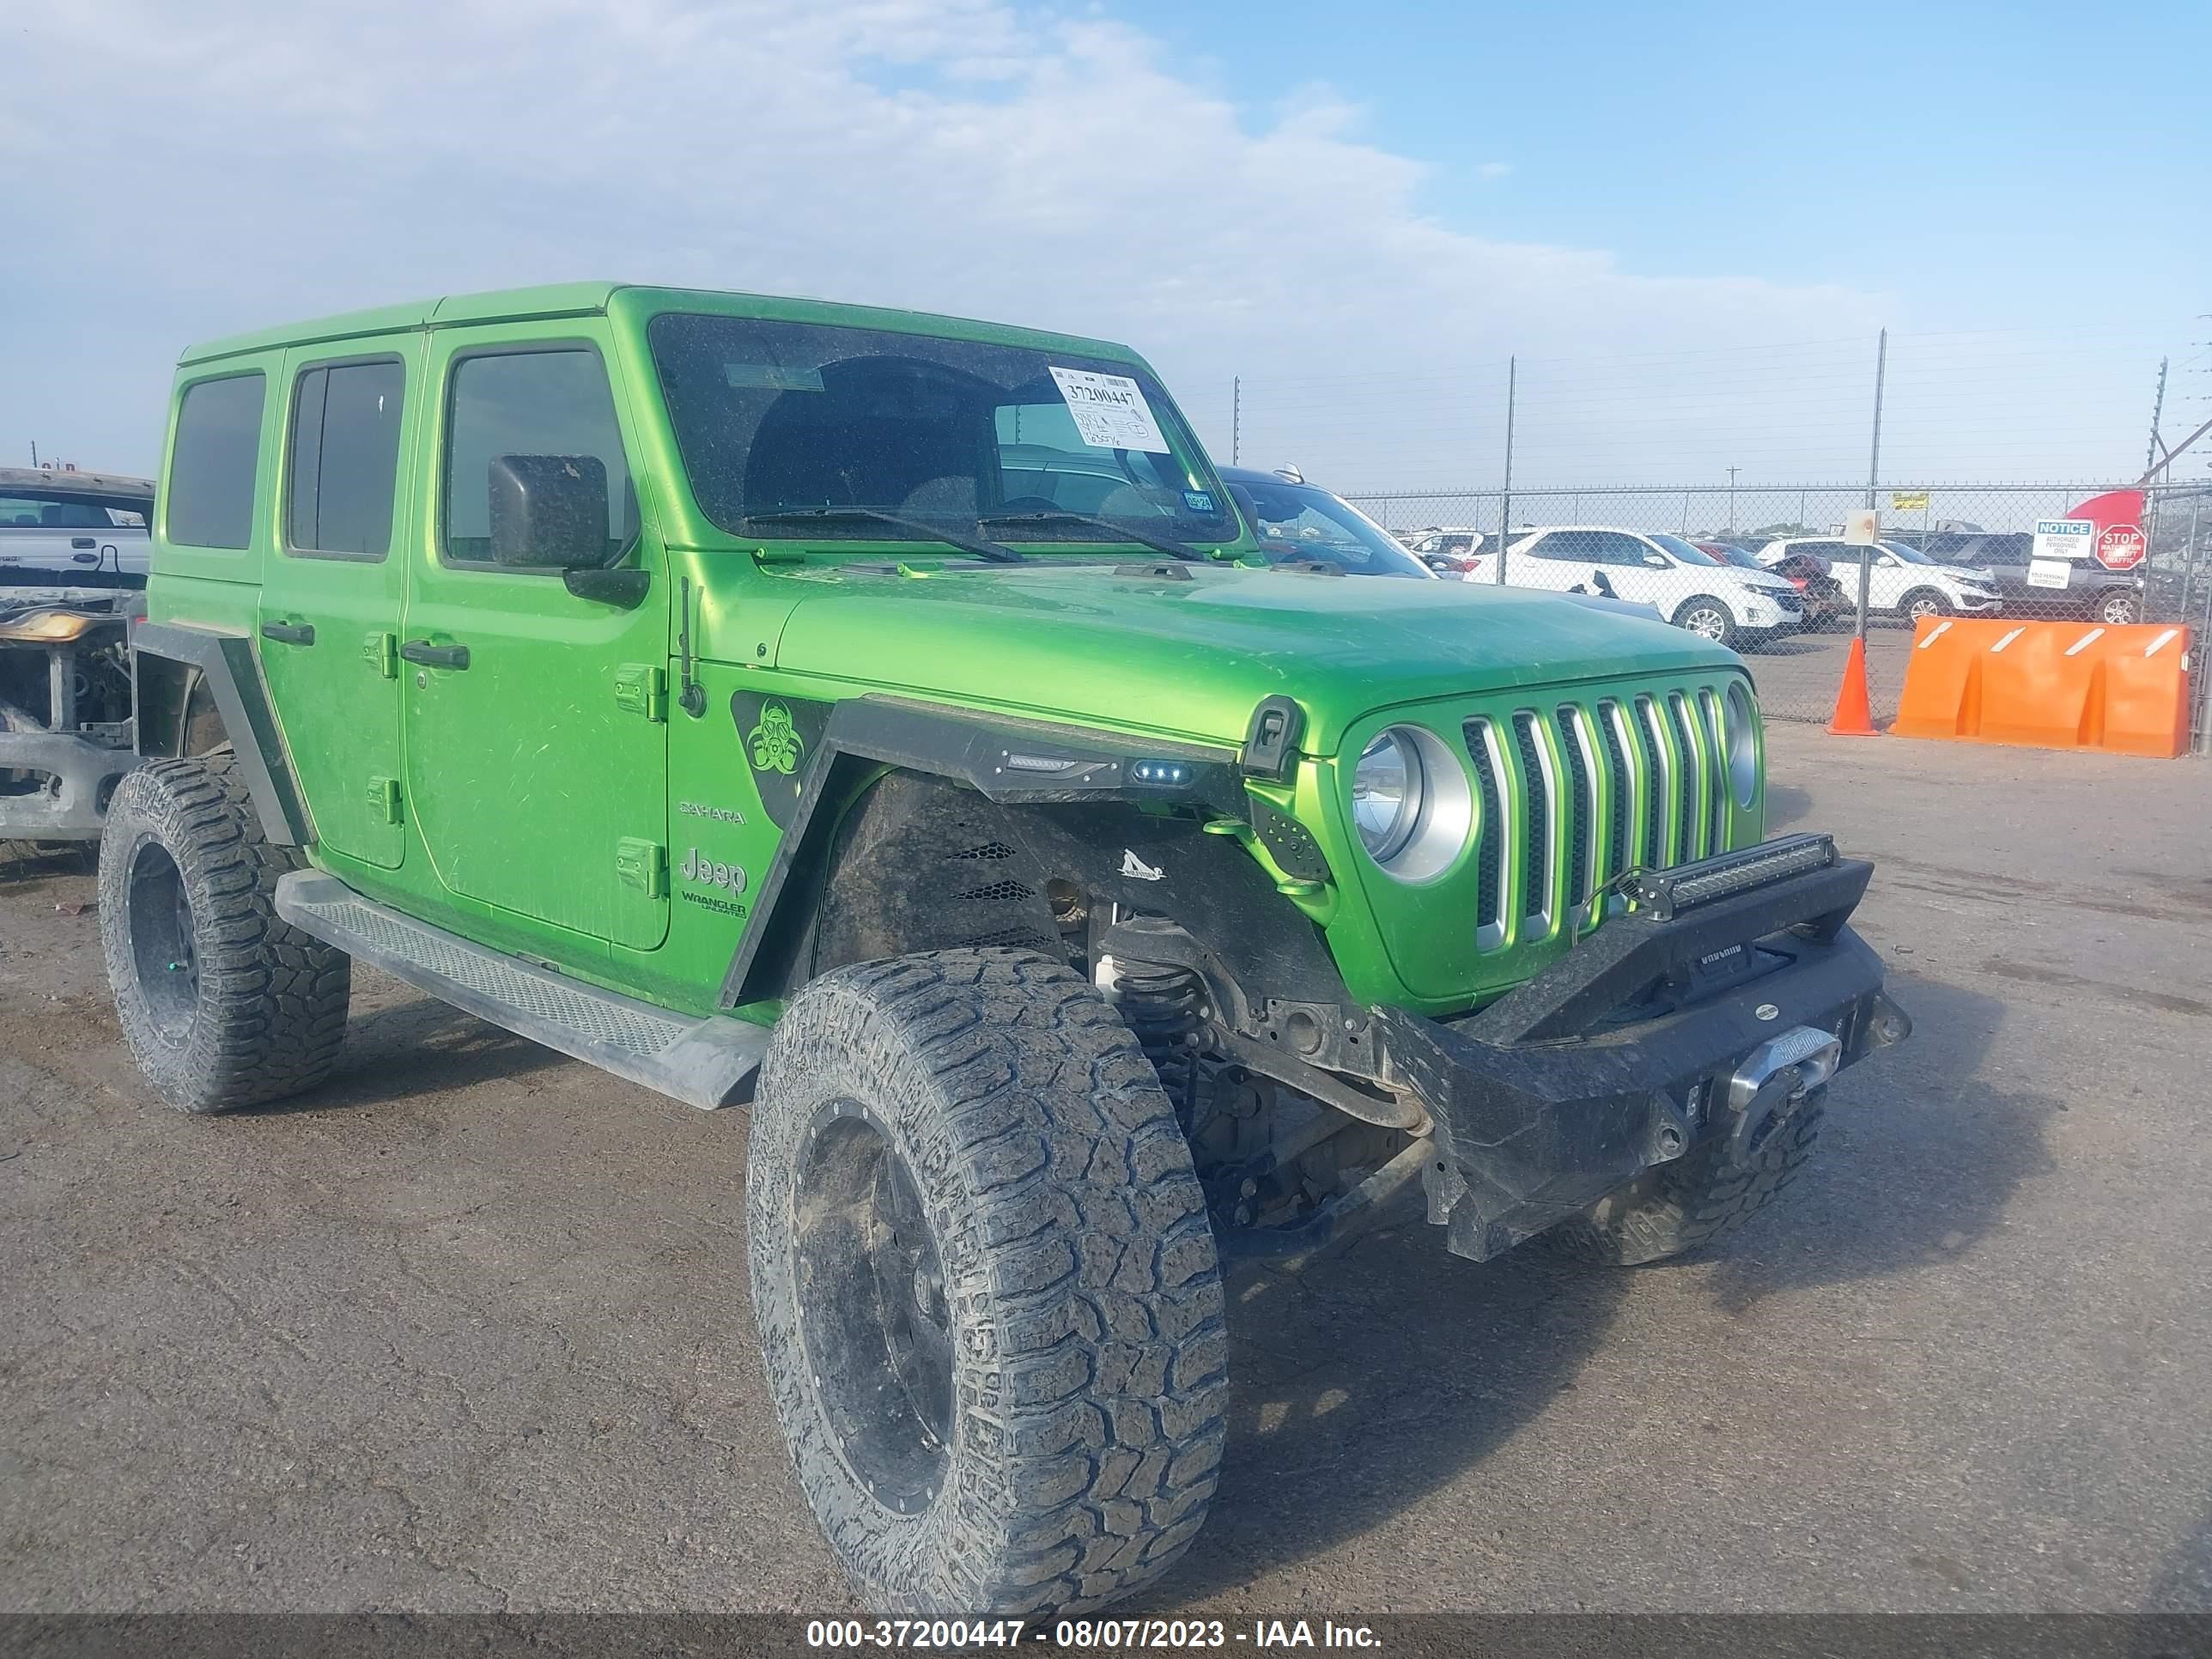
131,621,312,847
716,694,1346,1018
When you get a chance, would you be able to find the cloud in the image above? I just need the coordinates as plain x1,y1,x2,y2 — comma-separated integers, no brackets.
3,0,1888,483
1477,161,1512,179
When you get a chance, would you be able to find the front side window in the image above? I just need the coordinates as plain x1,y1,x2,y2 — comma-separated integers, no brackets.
288,359,405,559
167,373,266,550
648,313,1237,550
443,348,636,568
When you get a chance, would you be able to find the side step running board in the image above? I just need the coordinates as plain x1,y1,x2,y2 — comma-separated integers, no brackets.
274,871,768,1110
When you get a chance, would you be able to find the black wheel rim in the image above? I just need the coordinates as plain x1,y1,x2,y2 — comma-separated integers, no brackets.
790,1099,954,1513
127,839,198,1042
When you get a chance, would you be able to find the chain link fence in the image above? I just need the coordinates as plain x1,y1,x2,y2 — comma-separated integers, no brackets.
1339,481,2212,745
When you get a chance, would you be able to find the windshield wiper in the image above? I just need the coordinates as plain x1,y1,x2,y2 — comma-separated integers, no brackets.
976,509,1212,564
743,507,1024,563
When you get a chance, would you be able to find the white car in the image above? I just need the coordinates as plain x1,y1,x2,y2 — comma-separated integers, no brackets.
1460,526,1803,649
1749,536,2001,623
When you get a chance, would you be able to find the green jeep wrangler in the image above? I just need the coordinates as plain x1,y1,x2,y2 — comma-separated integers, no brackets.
101,283,1909,1616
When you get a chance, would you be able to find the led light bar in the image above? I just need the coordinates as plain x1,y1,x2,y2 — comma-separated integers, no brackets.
1622,833,1837,921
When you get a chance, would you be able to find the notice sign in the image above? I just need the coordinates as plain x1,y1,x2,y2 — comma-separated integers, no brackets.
1049,368,1171,453
2033,518,2094,562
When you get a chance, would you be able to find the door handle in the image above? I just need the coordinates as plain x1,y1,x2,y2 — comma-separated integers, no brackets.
399,640,470,670
260,620,316,646
71,537,97,550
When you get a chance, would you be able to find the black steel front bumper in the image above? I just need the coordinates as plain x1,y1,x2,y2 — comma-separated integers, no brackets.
1375,845,1909,1263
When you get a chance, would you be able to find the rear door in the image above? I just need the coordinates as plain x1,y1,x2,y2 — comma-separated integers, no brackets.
1509,531,1593,592
399,326,671,952
256,342,416,870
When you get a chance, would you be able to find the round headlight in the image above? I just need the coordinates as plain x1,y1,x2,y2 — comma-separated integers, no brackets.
1349,725,1474,882
1724,681,1761,808
1352,731,1422,862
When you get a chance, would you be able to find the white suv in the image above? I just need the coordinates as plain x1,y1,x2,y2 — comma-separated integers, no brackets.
1750,537,2001,623
1462,526,1802,650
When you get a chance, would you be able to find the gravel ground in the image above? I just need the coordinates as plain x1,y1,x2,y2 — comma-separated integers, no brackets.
3,726,2209,1615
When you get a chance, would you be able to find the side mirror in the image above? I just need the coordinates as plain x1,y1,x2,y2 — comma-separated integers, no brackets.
489,453,612,569
1644,553,1670,568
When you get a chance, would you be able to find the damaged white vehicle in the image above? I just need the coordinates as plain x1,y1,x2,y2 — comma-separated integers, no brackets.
0,468,150,845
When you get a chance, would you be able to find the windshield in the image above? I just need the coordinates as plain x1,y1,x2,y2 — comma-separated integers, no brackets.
1880,540,1935,564
1650,532,1722,567
648,313,1237,550
1236,479,1431,578
1709,544,1762,569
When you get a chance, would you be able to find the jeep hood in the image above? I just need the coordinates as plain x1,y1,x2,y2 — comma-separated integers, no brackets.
753,562,1737,754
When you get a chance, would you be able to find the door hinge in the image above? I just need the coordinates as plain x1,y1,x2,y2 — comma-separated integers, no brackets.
369,775,402,824
613,662,668,723
616,837,667,898
364,631,399,679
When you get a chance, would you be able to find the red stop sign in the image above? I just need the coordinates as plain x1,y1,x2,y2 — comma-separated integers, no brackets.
2096,524,2147,571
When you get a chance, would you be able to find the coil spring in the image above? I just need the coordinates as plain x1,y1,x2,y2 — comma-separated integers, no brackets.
1115,960,1206,1128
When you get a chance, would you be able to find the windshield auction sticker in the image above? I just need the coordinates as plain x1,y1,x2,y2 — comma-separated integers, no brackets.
1049,367,1171,453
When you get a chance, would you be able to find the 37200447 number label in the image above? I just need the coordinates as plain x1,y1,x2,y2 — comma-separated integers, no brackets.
805,1620,1030,1647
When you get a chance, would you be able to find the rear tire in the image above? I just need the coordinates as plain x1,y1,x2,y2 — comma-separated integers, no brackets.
747,949,1228,1616
1544,1092,1824,1267
1672,596,1736,648
97,756,350,1112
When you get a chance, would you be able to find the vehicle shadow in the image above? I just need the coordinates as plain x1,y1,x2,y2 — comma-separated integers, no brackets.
1150,969,2038,1605
236,994,568,1115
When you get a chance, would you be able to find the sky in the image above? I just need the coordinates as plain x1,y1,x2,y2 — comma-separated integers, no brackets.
4,0,2206,494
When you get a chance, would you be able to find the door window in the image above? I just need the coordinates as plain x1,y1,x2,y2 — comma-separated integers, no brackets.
1590,532,1658,567
287,359,405,560
442,348,637,568
167,374,266,550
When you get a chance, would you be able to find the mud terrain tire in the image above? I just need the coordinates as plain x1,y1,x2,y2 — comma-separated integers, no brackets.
98,756,350,1112
1545,1092,1824,1267
747,949,1228,1616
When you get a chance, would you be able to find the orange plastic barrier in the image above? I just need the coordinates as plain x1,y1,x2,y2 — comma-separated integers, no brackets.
1892,616,2193,758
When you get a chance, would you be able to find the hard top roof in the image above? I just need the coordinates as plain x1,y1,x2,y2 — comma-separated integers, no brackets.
0,466,155,500
178,283,1140,369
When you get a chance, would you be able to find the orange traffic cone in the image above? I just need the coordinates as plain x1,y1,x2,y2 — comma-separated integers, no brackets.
1827,635,1881,737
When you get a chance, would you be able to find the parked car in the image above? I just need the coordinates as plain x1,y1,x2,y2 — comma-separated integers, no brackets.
0,469,152,844
1698,541,1848,630
100,282,1907,1620
1397,525,1488,575
1919,531,2144,624
1748,536,2002,623
1224,469,1666,623
1455,526,1802,649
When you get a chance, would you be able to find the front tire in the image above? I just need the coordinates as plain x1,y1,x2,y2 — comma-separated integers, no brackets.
1901,588,1951,624
1545,1092,1823,1267
2098,589,2142,625
1673,596,1736,648
97,756,351,1113
747,949,1228,1617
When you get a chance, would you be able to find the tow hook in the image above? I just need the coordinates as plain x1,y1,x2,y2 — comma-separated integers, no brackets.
1726,1025,1842,1161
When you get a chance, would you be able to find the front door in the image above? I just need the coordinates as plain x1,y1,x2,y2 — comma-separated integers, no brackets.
400,327,670,952
256,343,415,870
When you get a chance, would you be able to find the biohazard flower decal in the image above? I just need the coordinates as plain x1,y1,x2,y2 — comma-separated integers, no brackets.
748,700,805,775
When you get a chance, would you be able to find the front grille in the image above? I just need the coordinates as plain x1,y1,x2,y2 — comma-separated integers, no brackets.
1459,680,1743,952
1772,591,1803,614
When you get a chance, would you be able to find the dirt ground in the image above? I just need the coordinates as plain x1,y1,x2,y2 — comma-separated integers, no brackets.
3,726,2209,1614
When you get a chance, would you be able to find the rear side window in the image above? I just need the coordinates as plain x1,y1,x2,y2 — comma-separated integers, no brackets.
167,374,266,550
442,347,636,568
288,359,405,559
